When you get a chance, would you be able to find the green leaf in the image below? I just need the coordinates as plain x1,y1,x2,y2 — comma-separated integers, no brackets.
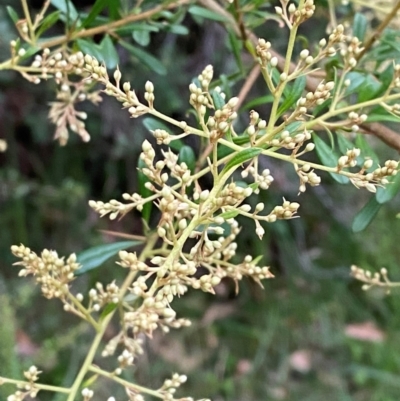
188,5,230,22
211,89,225,110
138,158,153,223
179,146,196,173
99,34,119,69
76,38,103,61
344,71,367,96
312,133,349,184
358,74,381,103
100,302,118,319
228,29,243,72
221,147,263,175
82,0,108,28
218,210,240,219
366,106,400,123
277,75,306,116
352,197,381,232
50,0,80,24
376,173,400,204
241,94,274,111
166,24,189,35
36,11,61,37
353,12,367,42
355,134,379,169
75,241,141,275
6,6,19,23
133,30,151,46
120,42,167,75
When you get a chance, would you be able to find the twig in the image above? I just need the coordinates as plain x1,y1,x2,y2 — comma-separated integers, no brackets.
199,0,400,153
356,0,400,61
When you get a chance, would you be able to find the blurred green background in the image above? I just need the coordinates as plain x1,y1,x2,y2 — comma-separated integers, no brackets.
1,1,400,400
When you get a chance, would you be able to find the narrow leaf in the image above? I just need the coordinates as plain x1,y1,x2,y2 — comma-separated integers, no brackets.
99,34,119,69
211,89,225,110
221,147,263,175
36,11,61,37
75,241,141,275
121,42,166,75
277,75,306,116
133,30,151,46
179,146,196,173
50,0,80,23
82,0,108,28
313,133,349,184
6,6,19,23
376,173,400,204
100,303,118,319
352,197,381,232
188,5,230,22
218,210,240,219
353,13,367,42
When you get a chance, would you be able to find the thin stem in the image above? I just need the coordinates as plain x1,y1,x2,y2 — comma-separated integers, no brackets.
66,235,158,401
88,365,163,398
356,0,400,61
21,0,34,42
0,377,70,394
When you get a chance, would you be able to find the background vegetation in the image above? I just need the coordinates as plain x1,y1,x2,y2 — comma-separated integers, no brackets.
1,0,400,400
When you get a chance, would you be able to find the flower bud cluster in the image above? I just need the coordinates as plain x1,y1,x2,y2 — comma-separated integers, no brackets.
159,373,188,401
241,166,274,190
88,281,120,311
351,265,392,292
351,160,399,193
295,81,335,112
152,129,171,145
340,36,363,69
102,334,144,358
246,110,267,142
337,148,361,170
211,182,253,209
271,128,313,151
207,96,239,141
11,245,79,299
296,164,321,192
81,388,94,400
256,39,273,65
267,199,300,221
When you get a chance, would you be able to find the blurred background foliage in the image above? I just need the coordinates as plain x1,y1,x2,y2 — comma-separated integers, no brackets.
1,0,400,400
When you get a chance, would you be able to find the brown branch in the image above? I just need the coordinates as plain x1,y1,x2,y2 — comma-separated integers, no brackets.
199,0,400,153
356,0,400,61
235,63,260,110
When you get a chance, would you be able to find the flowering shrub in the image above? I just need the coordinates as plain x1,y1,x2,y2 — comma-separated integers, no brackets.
1,0,400,400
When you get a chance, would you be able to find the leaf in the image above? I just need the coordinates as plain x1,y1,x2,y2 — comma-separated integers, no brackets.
188,5,230,22
228,29,243,72
133,30,151,46
366,106,400,123
344,71,367,96
165,24,189,35
211,89,225,110
82,0,108,28
353,13,367,42
352,197,381,232
312,133,349,184
179,146,196,173
355,134,379,169
36,11,61,37
76,38,103,61
75,241,141,275
241,94,274,111
221,147,263,175
376,173,400,204
50,0,80,24
99,34,119,69
120,42,167,75
6,6,19,23
358,74,381,103
138,158,153,223
277,75,306,116
218,210,240,219
100,302,118,319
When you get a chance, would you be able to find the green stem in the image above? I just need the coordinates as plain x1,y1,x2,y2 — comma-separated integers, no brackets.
88,365,163,399
0,377,70,394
